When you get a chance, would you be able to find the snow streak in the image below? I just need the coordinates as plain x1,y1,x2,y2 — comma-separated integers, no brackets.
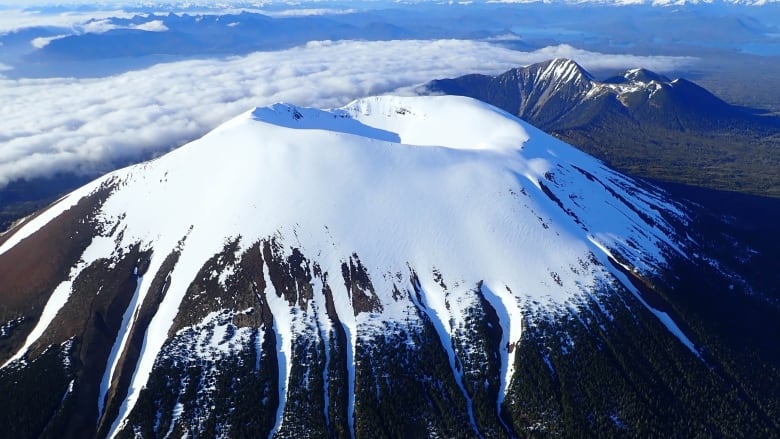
410,278,482,438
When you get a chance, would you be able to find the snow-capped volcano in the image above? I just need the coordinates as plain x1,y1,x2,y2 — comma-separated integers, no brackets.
2,95,770,438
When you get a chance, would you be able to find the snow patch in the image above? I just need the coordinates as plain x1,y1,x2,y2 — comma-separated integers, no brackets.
479,283,523,432
98,266,143,418
588,238,701,358
261,256,292,439
410,277,481,438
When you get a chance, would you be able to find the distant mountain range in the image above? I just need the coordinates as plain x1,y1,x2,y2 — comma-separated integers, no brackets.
424,58,780,197
1,96,778,437
11,11,528,68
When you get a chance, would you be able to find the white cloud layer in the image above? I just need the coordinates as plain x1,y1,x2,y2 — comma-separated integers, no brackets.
0,9,136,34
30,34,69,49
0,40,696,187
78,18,169,34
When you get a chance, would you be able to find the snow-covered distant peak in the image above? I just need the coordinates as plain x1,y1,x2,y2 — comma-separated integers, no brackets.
622,68,671,84
536,58,594,85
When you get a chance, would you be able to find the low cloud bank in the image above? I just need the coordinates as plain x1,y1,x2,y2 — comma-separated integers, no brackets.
0,40,696,187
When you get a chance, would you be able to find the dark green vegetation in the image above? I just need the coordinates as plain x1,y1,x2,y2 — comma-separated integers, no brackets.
504,184,780,437
681,54,780,115
508,289,779,437
425,59,780,198
116,316,281,439
0,343,74,439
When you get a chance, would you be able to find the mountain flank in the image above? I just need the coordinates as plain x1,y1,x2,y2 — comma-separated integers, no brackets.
0,96,777,438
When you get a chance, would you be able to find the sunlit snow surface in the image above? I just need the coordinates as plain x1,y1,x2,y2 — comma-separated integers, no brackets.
0,95,696,435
